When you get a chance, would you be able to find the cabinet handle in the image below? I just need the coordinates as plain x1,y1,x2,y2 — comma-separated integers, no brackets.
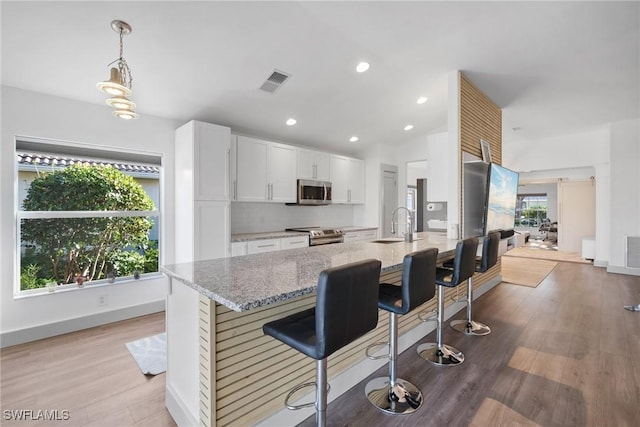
233,180,237,199
348,189,351,202
257,244,276,248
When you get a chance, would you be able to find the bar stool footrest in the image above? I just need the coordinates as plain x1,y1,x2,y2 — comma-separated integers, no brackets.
365,341,390,360
417,309,437,322
284,382,331,410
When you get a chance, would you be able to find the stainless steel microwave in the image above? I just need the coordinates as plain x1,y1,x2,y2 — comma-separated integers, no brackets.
295,179,332,205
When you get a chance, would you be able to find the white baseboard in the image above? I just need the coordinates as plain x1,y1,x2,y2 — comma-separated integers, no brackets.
255,276,501,427
594,259,608,268
0,300,165,348
166,383,199,427
607,265,640,276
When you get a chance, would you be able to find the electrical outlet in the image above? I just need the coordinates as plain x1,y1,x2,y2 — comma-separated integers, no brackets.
98,295,107,307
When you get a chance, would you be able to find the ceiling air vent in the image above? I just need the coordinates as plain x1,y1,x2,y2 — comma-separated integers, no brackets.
259,69,291,93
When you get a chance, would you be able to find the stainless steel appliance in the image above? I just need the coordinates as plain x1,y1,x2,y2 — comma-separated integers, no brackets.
286,227,344,245
290,179,332,205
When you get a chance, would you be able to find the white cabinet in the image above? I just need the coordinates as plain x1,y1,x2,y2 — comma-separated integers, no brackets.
247,238,281,254
232,235,309,256
348,158,365,204
298,149,330,181
231,241,247,257
194,201,231,261
235,136,296,203
330,155,365,204
344,229,378,242
175,120,231,201
280,236,309,250
269,143,297,202
174,121,231,262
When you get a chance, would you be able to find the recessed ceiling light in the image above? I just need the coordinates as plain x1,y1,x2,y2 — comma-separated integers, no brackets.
417,96,428,104
286,118,297,126
356,62,370,73
349,136,359,142
404,125,414,131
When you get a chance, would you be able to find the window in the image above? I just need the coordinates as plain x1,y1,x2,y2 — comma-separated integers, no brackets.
16,137,161,295
515,193,547,228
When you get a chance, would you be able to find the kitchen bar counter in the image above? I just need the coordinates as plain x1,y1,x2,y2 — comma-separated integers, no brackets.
162,231,457,312
163,231,491,427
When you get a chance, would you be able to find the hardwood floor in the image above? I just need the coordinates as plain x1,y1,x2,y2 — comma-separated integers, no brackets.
0,312,176,427
299,262,640,427
2,262,639,427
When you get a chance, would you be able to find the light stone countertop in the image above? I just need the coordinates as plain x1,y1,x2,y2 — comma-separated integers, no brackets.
162,231,457,312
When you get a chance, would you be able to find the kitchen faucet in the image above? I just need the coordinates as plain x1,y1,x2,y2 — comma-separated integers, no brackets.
391,206,414,242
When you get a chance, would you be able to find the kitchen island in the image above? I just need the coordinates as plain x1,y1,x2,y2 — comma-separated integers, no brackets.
161,232,500,426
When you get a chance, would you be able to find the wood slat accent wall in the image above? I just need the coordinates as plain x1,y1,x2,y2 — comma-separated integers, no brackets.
459,73,502,165
458,72,504,284
205,261,498,426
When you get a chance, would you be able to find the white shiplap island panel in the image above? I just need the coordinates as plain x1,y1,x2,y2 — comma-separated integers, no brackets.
162,232,499,426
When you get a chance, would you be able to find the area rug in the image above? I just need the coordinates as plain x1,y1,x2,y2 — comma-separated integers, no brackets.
125,332,166,375
504,246,590,264
501,256,558,288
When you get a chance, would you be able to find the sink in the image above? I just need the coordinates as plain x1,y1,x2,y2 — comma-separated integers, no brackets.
371,237,424,244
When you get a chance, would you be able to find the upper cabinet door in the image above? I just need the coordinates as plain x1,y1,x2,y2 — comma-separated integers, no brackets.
314,151,331,181
298,149,330,181
175,121,231,202
195,122,231,201
268,143,297,203
330,155,349,203
348,158,365,204
329,155,365,204
236,136,269,202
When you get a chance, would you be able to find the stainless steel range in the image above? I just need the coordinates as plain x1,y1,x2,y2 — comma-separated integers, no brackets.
286,227,344,246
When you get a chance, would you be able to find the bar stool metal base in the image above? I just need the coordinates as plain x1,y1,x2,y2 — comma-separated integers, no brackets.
416,342,464,366
450,319,491,336
365,377,423,414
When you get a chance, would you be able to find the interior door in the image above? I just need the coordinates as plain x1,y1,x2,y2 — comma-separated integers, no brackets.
558,180,595,252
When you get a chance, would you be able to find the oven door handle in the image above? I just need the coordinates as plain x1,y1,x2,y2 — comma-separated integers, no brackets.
310,236,344,246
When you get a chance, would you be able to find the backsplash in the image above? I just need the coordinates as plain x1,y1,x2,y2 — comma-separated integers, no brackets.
231,202,354,234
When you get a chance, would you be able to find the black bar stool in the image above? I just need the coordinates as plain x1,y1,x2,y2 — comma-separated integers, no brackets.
450,231,500,336
365,248,438,415
262,259,382,427
416,237,478,366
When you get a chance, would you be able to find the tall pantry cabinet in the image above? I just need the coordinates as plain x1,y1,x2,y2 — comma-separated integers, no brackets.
174,120,231,262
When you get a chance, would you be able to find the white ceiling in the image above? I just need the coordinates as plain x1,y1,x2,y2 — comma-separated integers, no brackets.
2,1,638,155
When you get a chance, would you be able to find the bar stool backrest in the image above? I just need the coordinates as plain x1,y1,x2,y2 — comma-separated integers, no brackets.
478,231,501,273
316,259,382,359
401,248,438,313
448,237,479,286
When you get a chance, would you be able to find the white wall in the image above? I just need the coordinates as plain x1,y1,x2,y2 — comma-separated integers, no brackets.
0,86,180,345
231,202,354,234
353,143,397,228
609,118,640,271
503,120,640,271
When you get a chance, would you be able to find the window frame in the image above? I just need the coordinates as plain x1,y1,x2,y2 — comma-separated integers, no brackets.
14,135,163,297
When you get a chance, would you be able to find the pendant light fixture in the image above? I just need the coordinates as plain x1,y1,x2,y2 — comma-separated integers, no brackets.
96,20,138,119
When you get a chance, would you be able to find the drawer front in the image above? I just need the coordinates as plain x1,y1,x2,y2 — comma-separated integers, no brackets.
280,236,309,249
247,238,281,254
361,230,378,240
343,231,362,241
